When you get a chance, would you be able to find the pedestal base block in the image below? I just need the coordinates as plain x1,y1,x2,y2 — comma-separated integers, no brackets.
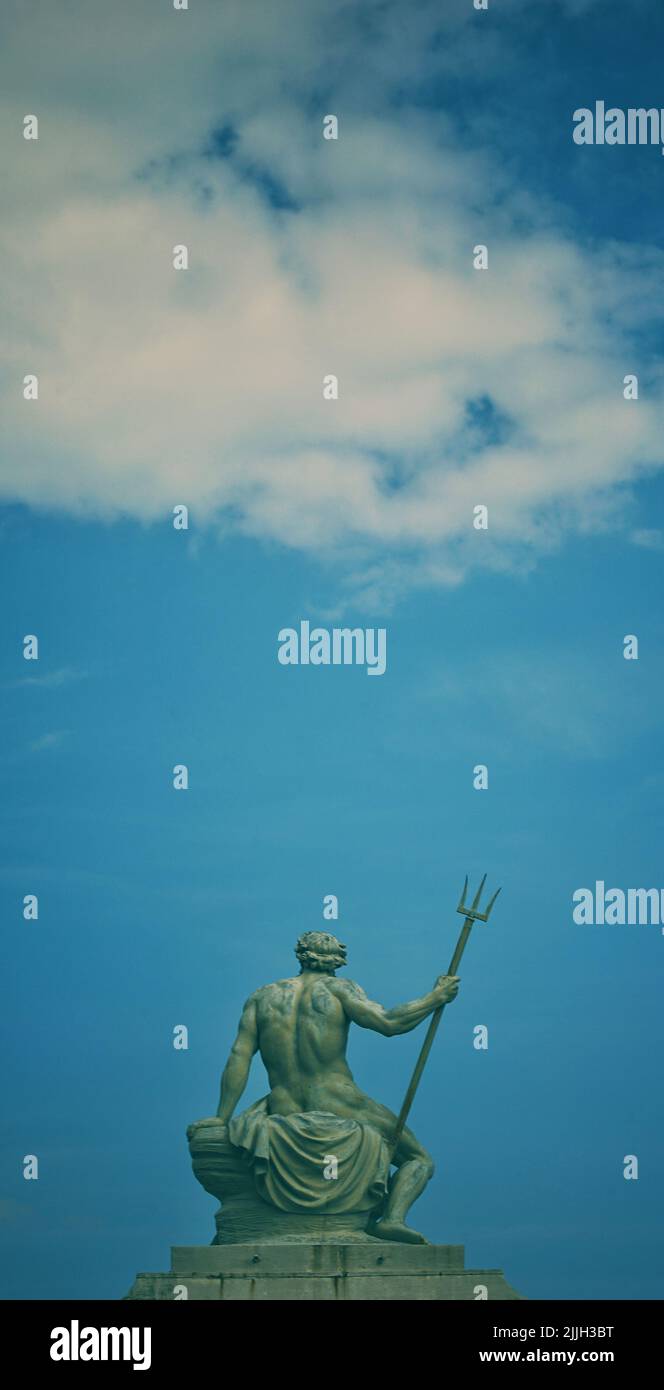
126,1243,523,1301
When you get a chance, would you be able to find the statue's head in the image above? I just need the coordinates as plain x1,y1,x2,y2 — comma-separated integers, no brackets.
295,931,347,975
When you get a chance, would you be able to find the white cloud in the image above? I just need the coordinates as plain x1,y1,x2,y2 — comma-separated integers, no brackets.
1,0,661,604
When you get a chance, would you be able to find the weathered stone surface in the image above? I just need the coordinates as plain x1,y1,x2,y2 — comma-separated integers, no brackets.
170,1242,465,1275
188,1117,381,1244
125,1243,523,1301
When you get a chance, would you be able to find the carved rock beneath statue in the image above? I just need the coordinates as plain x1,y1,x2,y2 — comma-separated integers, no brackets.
187,1111,389,1245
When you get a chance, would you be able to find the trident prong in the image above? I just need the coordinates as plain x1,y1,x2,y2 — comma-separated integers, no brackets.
457,873,501,924
389,871,502,1156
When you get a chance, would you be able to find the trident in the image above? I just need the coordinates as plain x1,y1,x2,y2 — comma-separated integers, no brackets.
389,874,501,1157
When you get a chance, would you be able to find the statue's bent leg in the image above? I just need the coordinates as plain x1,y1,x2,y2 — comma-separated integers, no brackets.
372,1128,434,1245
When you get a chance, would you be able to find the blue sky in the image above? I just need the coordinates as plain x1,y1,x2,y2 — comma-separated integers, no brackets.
1,0,664,1300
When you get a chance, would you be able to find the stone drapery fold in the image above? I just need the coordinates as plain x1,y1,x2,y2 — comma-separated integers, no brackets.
229,1097,390,1214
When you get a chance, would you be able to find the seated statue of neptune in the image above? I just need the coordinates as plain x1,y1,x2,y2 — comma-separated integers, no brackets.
216,930,459,1244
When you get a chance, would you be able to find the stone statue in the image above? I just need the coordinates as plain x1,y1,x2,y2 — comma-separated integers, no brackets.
127,881,524,1296
190,930,459,1245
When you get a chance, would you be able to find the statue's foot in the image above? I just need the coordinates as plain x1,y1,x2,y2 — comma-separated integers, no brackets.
371,1218,430,1245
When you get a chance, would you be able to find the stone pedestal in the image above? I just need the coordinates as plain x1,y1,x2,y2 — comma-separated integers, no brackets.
125,1117,525,1299
126,1243,523,1300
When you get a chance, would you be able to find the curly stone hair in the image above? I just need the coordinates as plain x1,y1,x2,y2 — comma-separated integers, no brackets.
294,930,347,974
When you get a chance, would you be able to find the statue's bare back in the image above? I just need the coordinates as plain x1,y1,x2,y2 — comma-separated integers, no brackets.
256,975,377,1117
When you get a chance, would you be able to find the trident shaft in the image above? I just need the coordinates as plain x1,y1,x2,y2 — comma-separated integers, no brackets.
389,874,501,1158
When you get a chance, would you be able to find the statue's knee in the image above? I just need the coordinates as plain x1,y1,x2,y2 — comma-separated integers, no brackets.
410,1151,434,1181
396,1143,434,1180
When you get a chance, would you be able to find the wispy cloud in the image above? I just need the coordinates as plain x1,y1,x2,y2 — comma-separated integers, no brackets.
6,666,87,691
630,528,664,551
28,730,68,754
422,647,663,758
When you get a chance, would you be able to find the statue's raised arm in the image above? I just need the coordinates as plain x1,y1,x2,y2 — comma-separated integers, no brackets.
329,975,459,1037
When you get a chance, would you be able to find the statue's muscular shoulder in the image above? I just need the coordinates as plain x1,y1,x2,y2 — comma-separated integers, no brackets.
327,977,367,1001
250,978,298,1017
